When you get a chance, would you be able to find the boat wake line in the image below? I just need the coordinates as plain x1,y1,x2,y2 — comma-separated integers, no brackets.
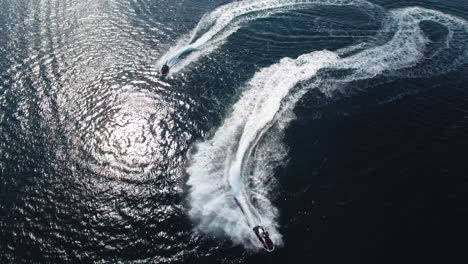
157,0,382,74
184,0,468,251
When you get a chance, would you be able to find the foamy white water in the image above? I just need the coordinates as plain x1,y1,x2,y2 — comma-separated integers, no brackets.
158,0,383,74
186,1,468,250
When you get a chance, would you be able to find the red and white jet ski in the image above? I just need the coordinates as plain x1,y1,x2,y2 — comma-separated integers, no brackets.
253,226,274,252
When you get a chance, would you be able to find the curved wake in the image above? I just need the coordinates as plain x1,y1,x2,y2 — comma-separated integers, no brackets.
185,1,468,250
158,0,382,73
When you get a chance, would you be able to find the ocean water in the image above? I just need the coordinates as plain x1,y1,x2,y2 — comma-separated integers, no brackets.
0,0,467,263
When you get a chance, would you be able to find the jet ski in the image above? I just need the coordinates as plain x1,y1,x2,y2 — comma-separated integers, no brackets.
253,226,274,252
161,64,169,75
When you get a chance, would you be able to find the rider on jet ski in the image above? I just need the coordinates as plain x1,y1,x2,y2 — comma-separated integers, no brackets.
161,64,169,75
253,226,274,252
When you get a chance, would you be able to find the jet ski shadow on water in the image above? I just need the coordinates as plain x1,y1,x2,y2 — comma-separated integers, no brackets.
253,226,275,252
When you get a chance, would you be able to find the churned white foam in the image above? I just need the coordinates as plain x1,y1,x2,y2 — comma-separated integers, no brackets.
158,0,382,73
186,2,468,251
187,50,339,249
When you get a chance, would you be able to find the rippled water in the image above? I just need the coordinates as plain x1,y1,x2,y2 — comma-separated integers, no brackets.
1,0,467,263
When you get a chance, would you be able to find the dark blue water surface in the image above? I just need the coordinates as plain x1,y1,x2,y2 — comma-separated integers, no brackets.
0,0,467,263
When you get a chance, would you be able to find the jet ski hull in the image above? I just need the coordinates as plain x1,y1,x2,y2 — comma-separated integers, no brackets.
253,226,274,252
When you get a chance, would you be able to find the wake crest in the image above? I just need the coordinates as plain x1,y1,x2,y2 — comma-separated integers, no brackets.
185,1,468,250
158,0,382,73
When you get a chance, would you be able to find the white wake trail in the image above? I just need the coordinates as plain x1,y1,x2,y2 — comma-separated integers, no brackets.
186,51,339,249
186,3,468,251
158,0,382,73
